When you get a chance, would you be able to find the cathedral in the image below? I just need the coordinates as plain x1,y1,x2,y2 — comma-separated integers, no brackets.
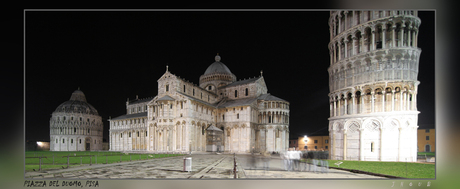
327,11,421,162
109,54,290,154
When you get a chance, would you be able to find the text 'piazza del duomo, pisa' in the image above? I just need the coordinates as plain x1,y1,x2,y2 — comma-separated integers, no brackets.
328,10,421,162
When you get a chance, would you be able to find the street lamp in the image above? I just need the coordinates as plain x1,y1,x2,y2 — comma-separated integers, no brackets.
303,135,308,150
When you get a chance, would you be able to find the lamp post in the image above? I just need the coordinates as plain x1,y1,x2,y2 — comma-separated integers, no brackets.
303,135,309,161
303,135,308,150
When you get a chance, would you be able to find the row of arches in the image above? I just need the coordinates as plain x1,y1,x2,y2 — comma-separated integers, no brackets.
329,18,420,66
58,106,96,115
328,53,420,92
199,72,236,84
253,125,289,153
330,117,415,131
110,129,149,151
51,136,101,151
50,120,102,128
330,10,418,38
329,116,418,161
50,126,101,136
111,118,146,129
329,84,417,116
258,111,289,124
127,104,148,114
149,120,209,152
51,115,98,124
262,101,289,109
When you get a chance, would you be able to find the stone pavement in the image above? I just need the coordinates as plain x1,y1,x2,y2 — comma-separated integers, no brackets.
25,154,384,179
237,154,384,179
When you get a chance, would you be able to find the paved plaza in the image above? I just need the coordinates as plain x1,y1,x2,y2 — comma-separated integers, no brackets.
25,154,384,179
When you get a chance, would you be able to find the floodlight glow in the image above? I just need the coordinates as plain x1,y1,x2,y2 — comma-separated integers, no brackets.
36,142,43,146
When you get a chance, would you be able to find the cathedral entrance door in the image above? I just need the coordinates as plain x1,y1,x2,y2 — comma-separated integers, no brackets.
85,137,91,151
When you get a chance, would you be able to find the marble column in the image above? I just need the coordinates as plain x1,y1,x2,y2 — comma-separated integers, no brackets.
359,128,364,160
343,130,348,160
344,11,348,30
398,127,402,161
382,24,386,48
332,131,336,159
380,128,385,161
352,36,357,55
392,26,396,47
371,91,375,113
407,27,412,47
333,43,337,63
391,90,395,111
400,24,405,47
382,91,386,112
338,41,342,60
338,14,342,32
344,39,348,58
351,93,356,114
372,29,375,50
333,98,337,117
344,97,348,115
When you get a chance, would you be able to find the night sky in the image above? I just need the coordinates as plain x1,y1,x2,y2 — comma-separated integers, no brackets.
24,10,434,142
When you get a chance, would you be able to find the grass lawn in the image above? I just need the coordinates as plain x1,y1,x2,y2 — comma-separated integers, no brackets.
25,151,184,171
318,159,435,178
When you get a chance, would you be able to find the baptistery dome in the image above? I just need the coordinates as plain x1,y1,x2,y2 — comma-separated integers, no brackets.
54,89,99,115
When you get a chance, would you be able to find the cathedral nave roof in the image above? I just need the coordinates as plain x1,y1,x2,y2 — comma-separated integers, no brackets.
216,96,258,108
258,93,289,103
156,95,176,101
110,112,148,121
218,76,261,89
176,91,218,108
128,96,154,104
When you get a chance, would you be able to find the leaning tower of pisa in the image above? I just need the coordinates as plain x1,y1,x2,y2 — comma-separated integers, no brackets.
327,11,421,162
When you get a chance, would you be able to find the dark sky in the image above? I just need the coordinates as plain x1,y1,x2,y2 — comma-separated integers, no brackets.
24,10,434,142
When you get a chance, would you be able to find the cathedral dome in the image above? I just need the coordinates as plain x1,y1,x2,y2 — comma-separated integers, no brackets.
199,54,237,89
203,54,233,75
53,89,99,115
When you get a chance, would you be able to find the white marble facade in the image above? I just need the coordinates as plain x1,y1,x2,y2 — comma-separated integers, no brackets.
109,54,289,154
328,10,421,162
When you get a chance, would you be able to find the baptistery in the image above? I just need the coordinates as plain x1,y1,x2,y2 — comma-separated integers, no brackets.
50,89,103,151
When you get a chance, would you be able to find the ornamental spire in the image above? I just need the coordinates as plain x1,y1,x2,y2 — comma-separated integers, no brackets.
215,53,221,62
